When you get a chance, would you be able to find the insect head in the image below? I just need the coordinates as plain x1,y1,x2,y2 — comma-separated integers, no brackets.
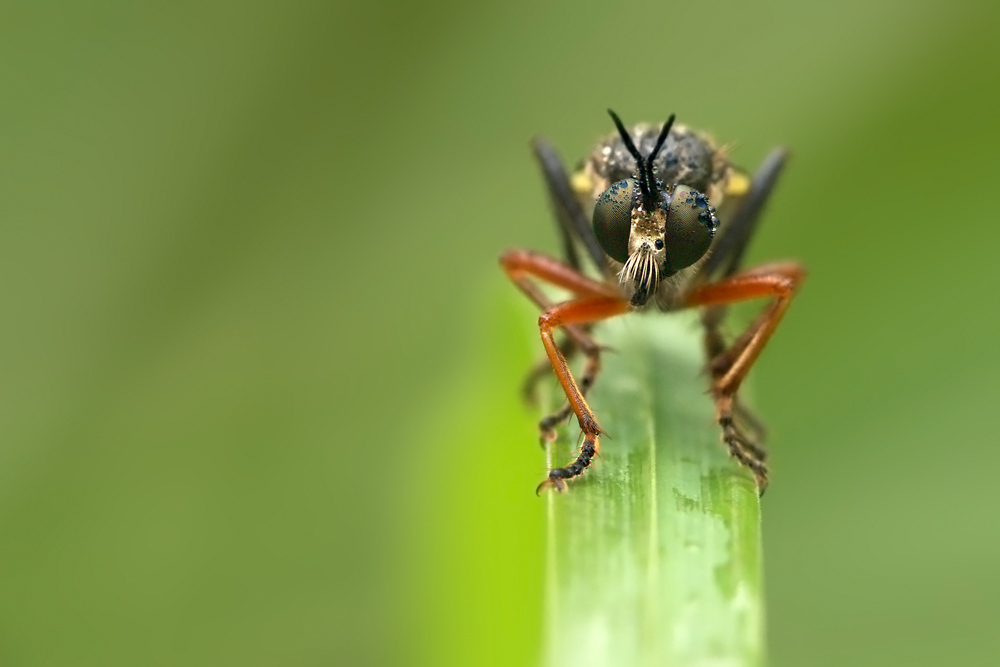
591,110,719,306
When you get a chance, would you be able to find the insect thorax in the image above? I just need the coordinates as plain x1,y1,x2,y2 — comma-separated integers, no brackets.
578,123,732,204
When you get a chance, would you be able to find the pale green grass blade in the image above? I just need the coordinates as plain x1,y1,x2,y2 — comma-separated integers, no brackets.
542,311,764,667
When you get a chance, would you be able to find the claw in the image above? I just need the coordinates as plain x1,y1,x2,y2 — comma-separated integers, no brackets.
536,473,568,494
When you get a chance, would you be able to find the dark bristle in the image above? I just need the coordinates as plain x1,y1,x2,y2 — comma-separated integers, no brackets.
650,114,675,165
606,109,675,210
607,109,644,165
607,109,651,200
641,114,675,205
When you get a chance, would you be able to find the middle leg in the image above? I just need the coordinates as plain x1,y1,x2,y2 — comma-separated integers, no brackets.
535,295,630,492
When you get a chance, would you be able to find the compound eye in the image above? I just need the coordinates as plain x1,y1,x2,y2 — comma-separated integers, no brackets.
592,179,637,264
662,185,718,272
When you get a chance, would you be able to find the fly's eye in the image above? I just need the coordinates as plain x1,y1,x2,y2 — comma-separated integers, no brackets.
592,178,637,264
662,185,718,272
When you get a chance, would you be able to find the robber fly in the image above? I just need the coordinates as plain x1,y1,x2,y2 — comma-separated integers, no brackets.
500,110,805,494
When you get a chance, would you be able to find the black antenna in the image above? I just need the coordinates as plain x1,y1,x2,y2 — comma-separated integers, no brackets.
649,114,675,168
607,110,675,210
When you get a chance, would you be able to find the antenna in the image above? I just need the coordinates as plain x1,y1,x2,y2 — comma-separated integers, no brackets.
607,110,675,210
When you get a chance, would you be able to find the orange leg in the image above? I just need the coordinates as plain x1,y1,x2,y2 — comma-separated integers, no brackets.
500,250,629,490
684,261,806,492
536,297,629,491
500,249,619,352
501,250,613,414
501,249,616,435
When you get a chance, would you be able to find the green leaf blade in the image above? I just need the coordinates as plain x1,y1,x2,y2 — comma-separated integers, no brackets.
543,311,764,667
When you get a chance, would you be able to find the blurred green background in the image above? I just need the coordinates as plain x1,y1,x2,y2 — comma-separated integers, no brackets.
2,1,998,665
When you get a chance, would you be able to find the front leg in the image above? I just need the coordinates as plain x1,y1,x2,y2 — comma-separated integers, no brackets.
500,250,621,449
701,305,769,464
535,296,630,492
685,262,806,493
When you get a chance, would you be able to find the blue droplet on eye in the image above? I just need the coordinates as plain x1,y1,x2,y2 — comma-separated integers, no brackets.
698,209,719,232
